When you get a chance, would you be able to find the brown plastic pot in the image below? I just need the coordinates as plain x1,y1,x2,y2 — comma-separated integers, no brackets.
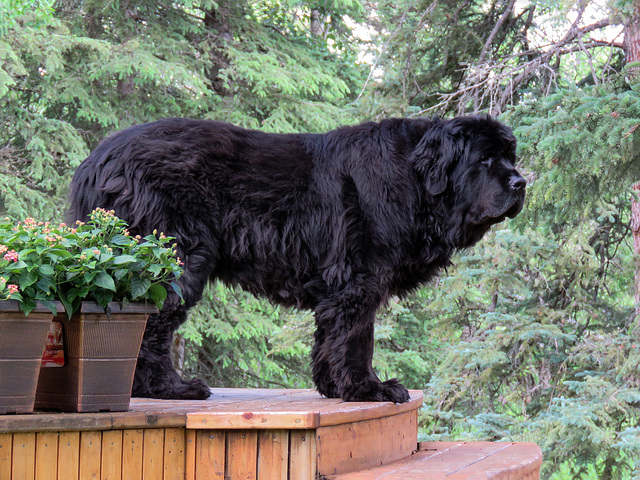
35,302,156,413
0,300,57,414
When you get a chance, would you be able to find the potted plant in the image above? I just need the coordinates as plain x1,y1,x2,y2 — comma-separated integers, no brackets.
0,220,67,414
0,208,184,413
0,296,56,414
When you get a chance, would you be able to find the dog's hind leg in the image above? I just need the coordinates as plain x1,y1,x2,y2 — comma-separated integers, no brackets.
132,245,215,400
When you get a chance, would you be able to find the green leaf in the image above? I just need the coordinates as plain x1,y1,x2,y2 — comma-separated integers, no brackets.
92,289,114,308
20,298,36,316
110,234,133,246
147,264,162,276
131,275,151,299
36,276,55,293
94,271,116,291
38,299,58,315
148,283,167,308
6,260,28,270
113,269,129,280
38,264,55,275
170,282,183,301
113,255,137,265
19,269,38,288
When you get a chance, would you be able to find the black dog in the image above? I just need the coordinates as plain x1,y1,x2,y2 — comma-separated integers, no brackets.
68,115,525,403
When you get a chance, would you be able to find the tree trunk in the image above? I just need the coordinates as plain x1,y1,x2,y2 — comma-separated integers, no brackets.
626,8,640,319
171,332,186,376
310,9,323,37
203,3,234,97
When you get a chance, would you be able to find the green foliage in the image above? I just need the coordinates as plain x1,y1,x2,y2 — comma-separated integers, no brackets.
179,283,440,390
503,74,640,228
0,208,183,315
179,282,314,388
419,222,638,478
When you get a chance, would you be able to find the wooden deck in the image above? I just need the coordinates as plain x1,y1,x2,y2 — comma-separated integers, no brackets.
0,388,542,479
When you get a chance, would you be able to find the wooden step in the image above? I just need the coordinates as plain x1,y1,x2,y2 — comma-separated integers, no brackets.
327,441,543,480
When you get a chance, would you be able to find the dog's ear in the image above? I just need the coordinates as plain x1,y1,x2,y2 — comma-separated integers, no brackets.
411,119,466,196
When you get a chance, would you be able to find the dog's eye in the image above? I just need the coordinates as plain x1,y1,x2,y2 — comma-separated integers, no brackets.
480,155,492,166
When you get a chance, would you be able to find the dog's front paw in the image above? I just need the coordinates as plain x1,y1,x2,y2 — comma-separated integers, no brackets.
378,378,411,403
340,378,410,403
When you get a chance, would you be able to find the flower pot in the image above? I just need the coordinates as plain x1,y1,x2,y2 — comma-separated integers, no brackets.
0,300,57,414
35,302,156,413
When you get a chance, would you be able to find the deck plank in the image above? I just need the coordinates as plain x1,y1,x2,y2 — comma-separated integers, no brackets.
184,389,423,430
164,428,186,480
289,430,317,480
317,409,417,476
226,431,258,480
1,388,423,432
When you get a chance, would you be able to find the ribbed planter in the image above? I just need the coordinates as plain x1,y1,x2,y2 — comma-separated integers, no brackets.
0,300,57,414
35,302,156,413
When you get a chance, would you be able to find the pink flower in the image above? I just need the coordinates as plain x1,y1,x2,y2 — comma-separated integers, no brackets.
3,250,18,262
0,245,7,255
7,284,18,295
93,249,100,255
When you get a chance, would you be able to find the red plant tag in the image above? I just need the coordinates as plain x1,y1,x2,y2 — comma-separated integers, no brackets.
42,321,65,367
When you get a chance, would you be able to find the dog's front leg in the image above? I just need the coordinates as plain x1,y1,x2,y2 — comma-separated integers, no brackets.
312,276,410,403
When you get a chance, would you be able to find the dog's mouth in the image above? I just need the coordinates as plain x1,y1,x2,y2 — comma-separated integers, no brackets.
503,198,525,219
475,194,525,226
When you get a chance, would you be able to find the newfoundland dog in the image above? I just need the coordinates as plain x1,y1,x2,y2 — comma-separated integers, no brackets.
68,115,525,403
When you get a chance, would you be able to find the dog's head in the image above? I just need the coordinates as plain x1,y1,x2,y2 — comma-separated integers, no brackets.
411,116,526,247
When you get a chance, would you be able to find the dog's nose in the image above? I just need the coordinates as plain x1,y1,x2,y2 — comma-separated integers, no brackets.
509,175,526,191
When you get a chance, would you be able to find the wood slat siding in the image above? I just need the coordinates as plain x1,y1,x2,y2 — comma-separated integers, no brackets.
35,432,58,480
57,431,80,480
289,430,317,480
122,429,144,480
316,409,417,476
256,430,287,479
0,428,189,480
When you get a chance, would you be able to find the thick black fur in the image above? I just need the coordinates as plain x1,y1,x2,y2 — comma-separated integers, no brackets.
68,115,526,403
